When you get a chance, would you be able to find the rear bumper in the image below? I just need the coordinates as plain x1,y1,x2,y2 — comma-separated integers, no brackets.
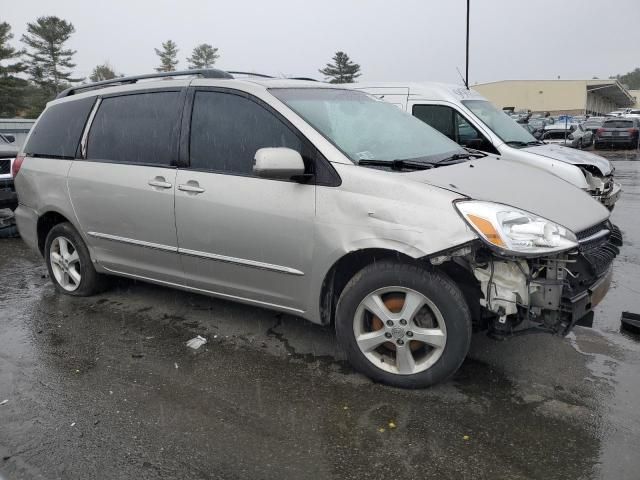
14,203,39,253
595,136,638,146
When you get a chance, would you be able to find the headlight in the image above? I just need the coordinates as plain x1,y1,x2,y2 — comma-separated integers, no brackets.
455,200,578,255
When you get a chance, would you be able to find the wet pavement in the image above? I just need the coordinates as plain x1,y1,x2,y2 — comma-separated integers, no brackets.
1,158,639,480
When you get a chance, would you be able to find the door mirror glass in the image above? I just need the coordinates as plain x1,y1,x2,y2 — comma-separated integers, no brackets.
253,147,305,180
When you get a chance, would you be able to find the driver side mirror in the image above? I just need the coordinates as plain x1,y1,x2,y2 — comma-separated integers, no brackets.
253,147,306,180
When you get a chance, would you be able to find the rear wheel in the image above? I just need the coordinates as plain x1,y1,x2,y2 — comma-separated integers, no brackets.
45,222,105,296
335,261,472,388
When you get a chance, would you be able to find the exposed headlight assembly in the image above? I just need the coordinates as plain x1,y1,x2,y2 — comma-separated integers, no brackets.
455,200,578,255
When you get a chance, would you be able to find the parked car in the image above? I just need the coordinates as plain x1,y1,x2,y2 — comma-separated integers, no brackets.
349,82,621,209
594,117,640,149
583,117,605,135
522,122,544,139
0,134,18,210
625,109,640,119
14,70,621,388
542,123,593,148
605,109,632,117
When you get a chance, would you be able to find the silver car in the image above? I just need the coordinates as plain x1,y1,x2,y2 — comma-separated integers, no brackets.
14,70,622,388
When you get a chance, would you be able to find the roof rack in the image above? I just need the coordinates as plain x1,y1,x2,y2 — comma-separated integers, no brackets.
226,71,274,78
55,69,234,99
227,71,318,82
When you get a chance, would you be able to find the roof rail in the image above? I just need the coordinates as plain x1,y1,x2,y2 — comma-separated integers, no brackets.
226,71,274,78
227,71,318,82
55,69,234,99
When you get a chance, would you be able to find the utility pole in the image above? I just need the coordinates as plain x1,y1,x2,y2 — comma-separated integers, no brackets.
465,0,470,89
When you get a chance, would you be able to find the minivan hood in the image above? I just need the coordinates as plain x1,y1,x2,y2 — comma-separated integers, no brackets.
521,144,612,176
407,157,609,233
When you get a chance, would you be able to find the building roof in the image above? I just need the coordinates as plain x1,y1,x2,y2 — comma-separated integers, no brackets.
475,79,635,107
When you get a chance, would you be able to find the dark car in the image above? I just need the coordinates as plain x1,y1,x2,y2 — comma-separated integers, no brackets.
594,118,640,149
0,134,19,210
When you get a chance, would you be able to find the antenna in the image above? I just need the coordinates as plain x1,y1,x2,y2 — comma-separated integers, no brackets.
465,0,470,89
456,67,467,87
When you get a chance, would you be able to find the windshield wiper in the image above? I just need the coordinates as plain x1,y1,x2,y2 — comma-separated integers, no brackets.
435,151,486,164
357,159,435,171
504,140,529,147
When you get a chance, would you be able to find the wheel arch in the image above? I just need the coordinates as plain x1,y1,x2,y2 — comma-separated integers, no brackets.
318,248,419,326
37,210,73,255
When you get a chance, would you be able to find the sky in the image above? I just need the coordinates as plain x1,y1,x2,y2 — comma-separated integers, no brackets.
4,0,640,85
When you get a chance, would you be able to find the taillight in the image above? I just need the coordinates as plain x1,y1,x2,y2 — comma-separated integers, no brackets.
628,128,639,135
12,155,25,178
596,128,605,136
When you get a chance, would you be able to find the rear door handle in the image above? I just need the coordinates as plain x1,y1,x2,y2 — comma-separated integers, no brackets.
178,182,205,194
148,177,173,189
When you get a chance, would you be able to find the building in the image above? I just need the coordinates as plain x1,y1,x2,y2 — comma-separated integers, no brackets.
473,79,635,116
0,118,36,147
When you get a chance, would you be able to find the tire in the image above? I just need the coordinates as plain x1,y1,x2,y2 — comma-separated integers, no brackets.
44,222,105,296
335,260,472,388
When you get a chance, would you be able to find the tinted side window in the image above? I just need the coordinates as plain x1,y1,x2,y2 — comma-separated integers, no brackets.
190,91,302,175
87,92,182,165
412,105,455,141
24,96,95,158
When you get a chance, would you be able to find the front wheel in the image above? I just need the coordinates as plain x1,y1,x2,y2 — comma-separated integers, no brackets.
45,222,105,296
335,261,472,388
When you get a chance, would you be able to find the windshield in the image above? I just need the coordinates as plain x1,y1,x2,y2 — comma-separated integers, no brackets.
271,88,465,164
462,99,537,146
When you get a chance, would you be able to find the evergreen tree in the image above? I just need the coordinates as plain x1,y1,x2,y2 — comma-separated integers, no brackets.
21,16,82,99
319,51,361,84
90,63,120,82
611,67,640,90
0,22,27,117
187,43,220,69
155,40,179,72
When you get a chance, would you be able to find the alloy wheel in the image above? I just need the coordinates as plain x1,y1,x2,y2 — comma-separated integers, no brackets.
353,287,447,375
49,236,81,292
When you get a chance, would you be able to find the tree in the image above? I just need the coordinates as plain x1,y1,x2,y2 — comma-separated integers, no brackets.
21,16,82,99
90,63,120,82
611,68,640,90
0,22,27,117
187,43,219,69
155,40,179,72
319,51,361,84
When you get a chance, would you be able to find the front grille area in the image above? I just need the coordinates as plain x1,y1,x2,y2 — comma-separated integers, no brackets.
576,221,609,242
564,222,622,297
0,159,10,175
570,220,622,288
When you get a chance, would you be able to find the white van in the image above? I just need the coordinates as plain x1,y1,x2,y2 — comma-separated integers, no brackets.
351,82,621,209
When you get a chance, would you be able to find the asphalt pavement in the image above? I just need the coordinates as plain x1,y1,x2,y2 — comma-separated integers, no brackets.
1,156,639,480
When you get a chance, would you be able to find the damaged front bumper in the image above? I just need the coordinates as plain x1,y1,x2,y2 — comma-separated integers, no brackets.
443,222,622,337
593,181,621,210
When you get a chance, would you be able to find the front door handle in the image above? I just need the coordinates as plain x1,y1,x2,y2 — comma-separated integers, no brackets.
148,177,173,189
178,182,205,194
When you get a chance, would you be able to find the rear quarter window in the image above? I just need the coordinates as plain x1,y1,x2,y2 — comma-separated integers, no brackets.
24,97,96,159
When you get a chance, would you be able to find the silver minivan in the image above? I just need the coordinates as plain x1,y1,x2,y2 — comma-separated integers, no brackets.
14,70,622,388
